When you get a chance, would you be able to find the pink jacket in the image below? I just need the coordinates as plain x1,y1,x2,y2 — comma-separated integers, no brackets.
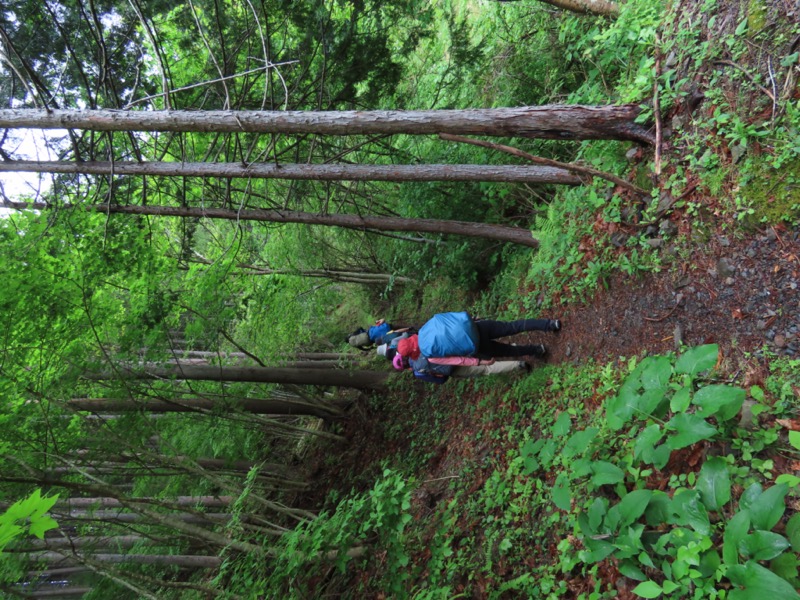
428,356,482,366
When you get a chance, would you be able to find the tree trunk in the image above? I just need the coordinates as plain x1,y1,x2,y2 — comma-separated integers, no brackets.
15,535,146,551
537,0,620,17
6,202,539,248
84,364,393,390
0,160,582,184
0,106,654,142
56,496,232,510
29,552,222,568
14,586,93,598
66,396,350,417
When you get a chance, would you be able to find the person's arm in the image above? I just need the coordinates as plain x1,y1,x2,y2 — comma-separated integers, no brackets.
428,356,487,366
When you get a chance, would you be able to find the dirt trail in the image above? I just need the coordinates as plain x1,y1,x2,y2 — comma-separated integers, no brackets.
517,225,800,368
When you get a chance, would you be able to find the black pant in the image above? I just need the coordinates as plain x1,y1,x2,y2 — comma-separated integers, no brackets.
474,319,551,358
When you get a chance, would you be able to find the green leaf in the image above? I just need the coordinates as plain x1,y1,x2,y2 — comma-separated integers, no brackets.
670,386,692,413
727,561,800,599
666,413,718,449
590,461,625,486
740,483,763,511
563,428,599,458
619,559,647,581
672,490,710,535
674,344,718,375
588,498,608,533
786,513,800,552
632,580,662,598
29,515,59,540
638,388,668,418
696,456,731,511
644,491,672,526
583,537,615,563
692,384,746,420
748,484,788,531
723,510,751,565
607,385,640,431
770,552,799,584
553,473,571,511
634,424,662,462
789,430,800,451
641,357,673,390
614,490,653,528
734,19,748,36
739,531,791,561
552,412,572,437
651,445,672,470
699,549,721,577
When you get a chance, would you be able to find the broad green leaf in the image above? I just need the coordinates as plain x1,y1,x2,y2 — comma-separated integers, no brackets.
590,461,625,487
644,491,672,526
789,430,800,451
670,386,692,413
698,549,721,577
740,483,763,511
775,474,800,487
570,458,593,479
619,560,646,581
632,580,662,598
696,456,731,511
583,537,615,563
727,561,800,599
739,531,790,561
641,357,673,390
588,498,608,533
607,385,640,430
634,424,663,462
674,344,718,375
692,384,746,420
748,484,788,531
723,510,751,565
539,439,557,465
671,490,710,535
770,552,799,584
562,428,598,458
666,413,718,449
552,412,572,437
651,445,672,470
638,388,668,418
29,515,59,540
553,473,571,511
786,513,800,552
613,490,653,528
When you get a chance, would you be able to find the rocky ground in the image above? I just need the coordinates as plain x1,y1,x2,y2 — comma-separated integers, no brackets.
522,222,800,368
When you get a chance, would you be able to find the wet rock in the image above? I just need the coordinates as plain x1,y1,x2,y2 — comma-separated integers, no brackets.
675,276,692,289
672,115,685,130
674,323,684,349
757,320,767,330
611,232,630,248
657,192,674,213
626,147,640,162
717,258,735,278
775,334,787,348
665,51,678,68
646,238,664,248
725,277,735,286
659,220,678,237
739,399,756,430
719,236,730,247
765,228,778,242
645,225,659,237
731,142,747,163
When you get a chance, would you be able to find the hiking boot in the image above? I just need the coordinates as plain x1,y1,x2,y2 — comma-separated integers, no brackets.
518,361,532,373
549,319,562,333
531,344,547,357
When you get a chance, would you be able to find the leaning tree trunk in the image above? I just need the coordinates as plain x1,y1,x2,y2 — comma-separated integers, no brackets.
66,396,350,418
0,106,654,143
84,364,392,390
537,0,620,17
28,552,222,568
0,161,582,184
4,202,540,248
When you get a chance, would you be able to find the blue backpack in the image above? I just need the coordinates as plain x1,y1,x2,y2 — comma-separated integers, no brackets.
418,312,480,358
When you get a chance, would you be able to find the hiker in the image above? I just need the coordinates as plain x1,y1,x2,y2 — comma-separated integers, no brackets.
346,318,412,349
391,351,528,384
396,312,561,360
